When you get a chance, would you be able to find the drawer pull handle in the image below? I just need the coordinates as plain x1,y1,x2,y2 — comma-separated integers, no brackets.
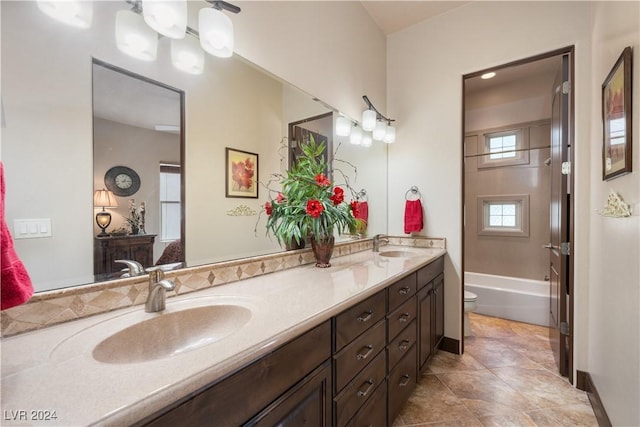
356,345,374,361
398,339,410,350
399,287,411,295
357,310,373,322
399,313,410,323
357,379,375,397
399,374,411,387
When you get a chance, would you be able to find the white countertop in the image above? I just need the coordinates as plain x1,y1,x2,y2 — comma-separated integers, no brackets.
1,246,445,426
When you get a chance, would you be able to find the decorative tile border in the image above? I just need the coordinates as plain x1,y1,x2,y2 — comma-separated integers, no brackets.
1,236,444,337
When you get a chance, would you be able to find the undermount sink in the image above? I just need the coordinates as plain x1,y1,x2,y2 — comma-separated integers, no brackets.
92,305,252,364
378,250,420,258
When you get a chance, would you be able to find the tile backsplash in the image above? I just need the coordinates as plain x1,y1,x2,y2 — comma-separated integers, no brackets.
1,236,444,337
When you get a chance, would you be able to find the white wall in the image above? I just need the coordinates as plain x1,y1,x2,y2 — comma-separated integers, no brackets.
588,2,639,425
387,2,592,358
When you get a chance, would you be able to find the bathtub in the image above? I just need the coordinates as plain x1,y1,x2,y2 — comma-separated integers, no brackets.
464,272,551,327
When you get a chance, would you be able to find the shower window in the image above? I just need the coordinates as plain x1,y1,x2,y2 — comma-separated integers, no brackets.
478,128,529,168
477,194,530,237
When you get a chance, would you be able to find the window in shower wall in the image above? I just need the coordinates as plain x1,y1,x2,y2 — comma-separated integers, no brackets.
477,194,530,237
478,128,529,168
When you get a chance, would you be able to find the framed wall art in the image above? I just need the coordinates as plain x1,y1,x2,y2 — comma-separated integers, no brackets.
602,46,632,181
225,148,258,198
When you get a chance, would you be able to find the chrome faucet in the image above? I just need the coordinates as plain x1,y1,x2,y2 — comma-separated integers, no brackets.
115,259,145,277
145,268,176,313
372,234,389,252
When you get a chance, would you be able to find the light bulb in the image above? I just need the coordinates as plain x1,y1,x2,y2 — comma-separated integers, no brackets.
362,109,376,132
362,132,372,148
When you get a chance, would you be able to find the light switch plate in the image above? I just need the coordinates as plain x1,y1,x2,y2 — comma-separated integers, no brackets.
13,218,52,239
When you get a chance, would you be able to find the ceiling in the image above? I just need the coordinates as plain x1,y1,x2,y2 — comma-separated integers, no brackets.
360,1,471,35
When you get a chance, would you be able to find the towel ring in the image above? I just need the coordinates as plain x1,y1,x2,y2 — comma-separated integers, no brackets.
405,186,421,201
356,189,368,201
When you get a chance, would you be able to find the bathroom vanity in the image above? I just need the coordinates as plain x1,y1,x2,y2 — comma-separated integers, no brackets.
1,246,445,426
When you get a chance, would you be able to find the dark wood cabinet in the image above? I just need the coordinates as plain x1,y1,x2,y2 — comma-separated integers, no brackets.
417,285,433,369
416,256,445,371
433,273,445,351
94,234,156,278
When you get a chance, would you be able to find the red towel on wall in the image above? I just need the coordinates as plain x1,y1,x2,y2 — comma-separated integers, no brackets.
1,162,34,310
404,199,423,234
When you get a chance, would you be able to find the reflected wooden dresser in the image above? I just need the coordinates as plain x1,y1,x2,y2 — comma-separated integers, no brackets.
94,234,156,279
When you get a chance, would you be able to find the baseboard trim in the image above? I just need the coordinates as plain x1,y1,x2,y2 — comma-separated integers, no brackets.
440,337,460,354
576,370,612,427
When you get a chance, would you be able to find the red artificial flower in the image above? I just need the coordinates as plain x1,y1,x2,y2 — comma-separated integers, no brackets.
276,193,285,203
306,199,324,218
264,201,272,216
330,187,345,205
314,173,331,187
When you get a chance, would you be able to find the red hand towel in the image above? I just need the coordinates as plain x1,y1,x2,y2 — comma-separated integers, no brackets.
404,199,423,234
1,162,34,310
356,201,369,222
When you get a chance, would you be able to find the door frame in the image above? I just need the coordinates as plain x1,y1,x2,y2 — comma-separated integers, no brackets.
460,46,575,381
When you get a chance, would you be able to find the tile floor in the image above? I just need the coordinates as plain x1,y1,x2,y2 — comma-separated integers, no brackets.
393,313,598,426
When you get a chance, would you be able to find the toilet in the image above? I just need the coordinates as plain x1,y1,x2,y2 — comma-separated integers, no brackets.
464,290,478,336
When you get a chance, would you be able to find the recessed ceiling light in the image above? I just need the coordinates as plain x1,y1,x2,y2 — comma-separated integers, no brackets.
481,72,496,80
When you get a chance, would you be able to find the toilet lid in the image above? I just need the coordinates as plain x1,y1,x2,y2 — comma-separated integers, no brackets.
464,290,477,301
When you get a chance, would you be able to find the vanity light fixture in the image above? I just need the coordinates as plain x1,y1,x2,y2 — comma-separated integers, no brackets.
362,132,373,148
36,0,93,29
199,1,241,58
171,36,205,74
362,95,396,143
116,8,159,61
93,189,119,237
336,116,352,137
142,0,187,39
350,125,363,145
361,109,376,132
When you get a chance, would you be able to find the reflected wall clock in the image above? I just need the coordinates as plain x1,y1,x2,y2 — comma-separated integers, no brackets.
104,166,141,197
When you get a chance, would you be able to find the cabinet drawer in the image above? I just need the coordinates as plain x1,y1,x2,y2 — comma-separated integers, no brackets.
334,320,385,393
334,350,386,427
388,273,417,311
417,256,444,289
345,380,387,427
388,345,417,425
335,291,386,351
387,297,417,341
387,319,416,371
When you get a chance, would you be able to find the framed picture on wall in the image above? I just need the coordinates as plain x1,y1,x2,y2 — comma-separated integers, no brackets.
225,148,259,198
602,46,632,181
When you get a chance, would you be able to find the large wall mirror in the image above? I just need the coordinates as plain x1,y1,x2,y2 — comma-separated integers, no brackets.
2,1,388,293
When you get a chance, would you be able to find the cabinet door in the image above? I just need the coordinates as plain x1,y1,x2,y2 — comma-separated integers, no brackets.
387,345,417,425
433,273,444,350
417,286,433,370
249,361,332,427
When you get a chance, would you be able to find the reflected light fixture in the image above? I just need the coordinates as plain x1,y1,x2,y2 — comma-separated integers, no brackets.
336,116,352,137
36,0,93,29
481,72,496,79
362,132,373,148
93,189,118,237
142,0,187,39
116,8,158,61
362,109,376,132
384,121,396,144
350,125,363,145
372,120,386,141
171,36,205,74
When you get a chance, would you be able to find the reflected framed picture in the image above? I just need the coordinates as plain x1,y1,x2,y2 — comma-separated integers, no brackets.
602,46,633,181
225,147,258,198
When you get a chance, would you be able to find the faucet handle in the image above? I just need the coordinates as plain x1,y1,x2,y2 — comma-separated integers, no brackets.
115,259,145,277
145,266,165,284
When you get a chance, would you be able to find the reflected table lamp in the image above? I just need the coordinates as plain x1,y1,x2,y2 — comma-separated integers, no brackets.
94,189,118,236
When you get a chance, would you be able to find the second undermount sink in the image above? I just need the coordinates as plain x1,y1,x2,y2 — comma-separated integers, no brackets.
378,250,420,258
92,304,252,364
